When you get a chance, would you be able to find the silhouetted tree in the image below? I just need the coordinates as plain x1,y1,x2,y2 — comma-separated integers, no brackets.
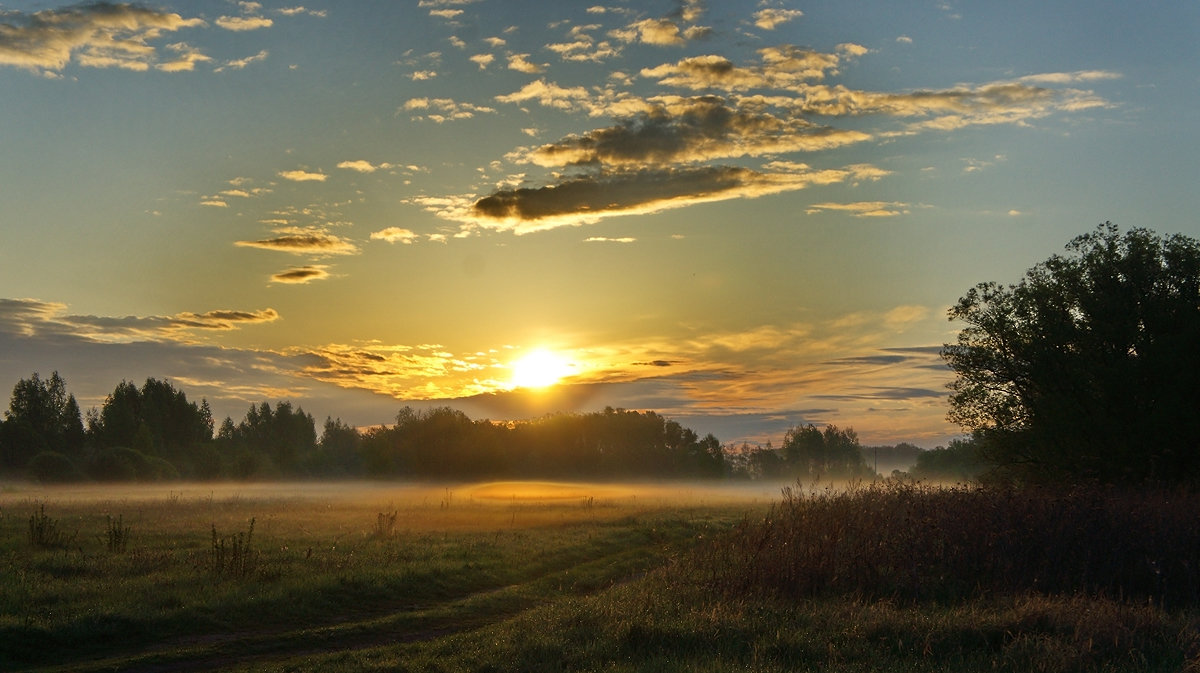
89,378,214,475
782,423,871,481
943,223,1200,484
909,438,984,482
0,372,85,469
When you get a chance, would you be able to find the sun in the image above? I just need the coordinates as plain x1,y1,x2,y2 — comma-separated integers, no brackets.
509,349,571,389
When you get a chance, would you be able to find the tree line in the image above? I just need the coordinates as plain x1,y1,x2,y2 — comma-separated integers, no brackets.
0,371,958,484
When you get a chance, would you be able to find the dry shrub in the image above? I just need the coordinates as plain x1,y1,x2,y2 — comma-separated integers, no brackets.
696,481,1200,606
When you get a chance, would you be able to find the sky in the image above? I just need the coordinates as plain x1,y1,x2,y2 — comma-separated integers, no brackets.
1,0,1197,449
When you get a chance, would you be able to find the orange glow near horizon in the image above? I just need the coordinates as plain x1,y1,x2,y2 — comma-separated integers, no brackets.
509,349,571,389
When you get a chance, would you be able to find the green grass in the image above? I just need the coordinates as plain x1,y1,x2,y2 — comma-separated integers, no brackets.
0,481,764,672
2,480,1198,672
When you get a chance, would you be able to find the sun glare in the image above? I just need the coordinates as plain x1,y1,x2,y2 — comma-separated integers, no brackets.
510,349,570,389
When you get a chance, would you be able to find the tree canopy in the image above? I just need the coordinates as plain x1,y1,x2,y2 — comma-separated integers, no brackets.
943,223,1200,485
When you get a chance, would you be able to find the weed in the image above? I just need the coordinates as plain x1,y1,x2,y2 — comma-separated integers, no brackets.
105,514,131,553
28,504,74,549
210,517,257,578
693,481,1200,607
373,510,398,538
440,488,453,510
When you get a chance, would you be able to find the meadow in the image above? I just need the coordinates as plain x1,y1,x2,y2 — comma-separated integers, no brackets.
2,480,1198,672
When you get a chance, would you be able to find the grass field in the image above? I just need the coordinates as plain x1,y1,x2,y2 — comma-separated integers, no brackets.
3,480,1198,672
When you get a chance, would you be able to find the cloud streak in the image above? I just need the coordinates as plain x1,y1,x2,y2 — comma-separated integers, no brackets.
235,232,359,255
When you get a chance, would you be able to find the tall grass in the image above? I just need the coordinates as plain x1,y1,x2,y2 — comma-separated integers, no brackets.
693,481,1200,607
210,517,257,578
27,504,74,549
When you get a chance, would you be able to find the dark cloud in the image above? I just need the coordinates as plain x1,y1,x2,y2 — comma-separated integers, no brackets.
524,96,869,168
467,163,880,231
235,233,359,255
271,266,330,284
817,387,946,402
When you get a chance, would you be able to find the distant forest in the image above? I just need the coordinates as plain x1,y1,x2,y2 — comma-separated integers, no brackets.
0,372,964,484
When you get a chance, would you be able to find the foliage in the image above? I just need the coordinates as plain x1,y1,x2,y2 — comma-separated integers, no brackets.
90,378,214,463
781,423,872,481
0,371,84,468
944,223,1200,485
909,437,985,482
695,481,1200,608
27,504,74,549
210,518,257,579
360,406,727,480
27,450,82,483
105,514,131,554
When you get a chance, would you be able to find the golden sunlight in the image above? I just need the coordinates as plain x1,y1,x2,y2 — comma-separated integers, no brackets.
509,349,571,389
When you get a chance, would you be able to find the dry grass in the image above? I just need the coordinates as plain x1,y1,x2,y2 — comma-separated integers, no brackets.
692,480,1200,607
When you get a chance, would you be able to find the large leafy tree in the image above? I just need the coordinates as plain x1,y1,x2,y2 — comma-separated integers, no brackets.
943,224,1200,484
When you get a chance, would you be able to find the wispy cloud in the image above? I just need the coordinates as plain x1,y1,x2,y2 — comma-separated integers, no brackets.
0,4,205,75
216,49,268,72
805,201,911,217
401,97,496,122
0,298,278,343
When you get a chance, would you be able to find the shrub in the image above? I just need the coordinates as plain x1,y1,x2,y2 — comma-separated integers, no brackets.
28,504,75,549
106,514,131,553
27,451,83,483
694,482,1200,607
210,518,257,578
87,446,149,481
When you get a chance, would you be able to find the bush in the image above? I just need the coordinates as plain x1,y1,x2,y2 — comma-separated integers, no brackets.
87,446,148,481
694,482,1200,607
27,451,83,483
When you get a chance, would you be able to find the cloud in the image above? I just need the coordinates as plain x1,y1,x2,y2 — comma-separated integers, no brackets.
370,227,419,244
611,18,686,46
271,266,330,284
278,168,328,182
584,236,636,243
414,163,886,234
157,42,211,72
337,159,392,173
805,201,910,217
494,79,594,112
235,233,359,255
200,199,229,208
507,53,545,73
429,9,464,20
753,8,803,30
516,96,872,168
402,97,497,122
215,16,273,31
0,298,278,344
216,49,268,72
642,47,844,91
276,7,327,18
469,53,494,69
0,3,205,74
546,24,621,62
